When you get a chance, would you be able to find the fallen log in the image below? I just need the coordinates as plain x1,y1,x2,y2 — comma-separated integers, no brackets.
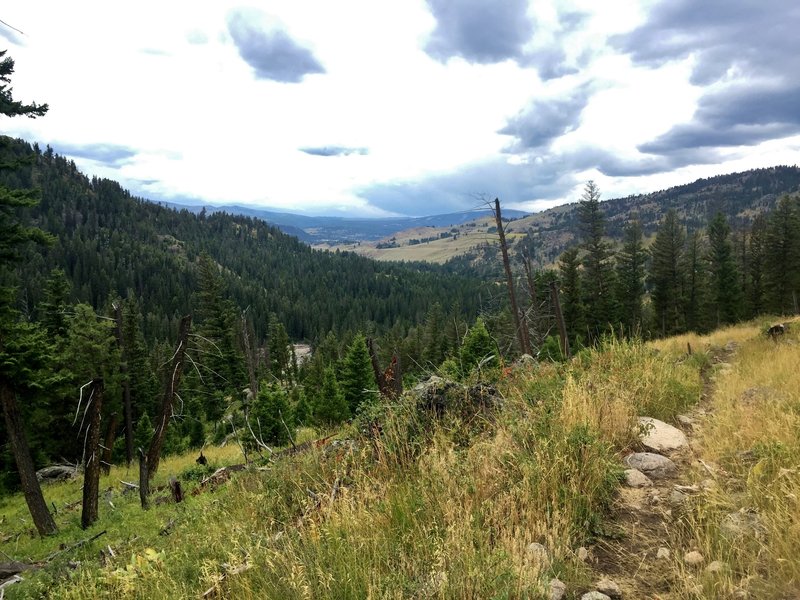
36,465,77,483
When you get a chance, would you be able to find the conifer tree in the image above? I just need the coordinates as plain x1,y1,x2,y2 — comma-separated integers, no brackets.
460,317,498,374
615,220,646,335
707,212,742,326
0,51,57,535
747,214,767,318
340,333,374,414
558,247,584,346
577,181,617,339
682,231,711,333
38,268,71,339
267,315,291,383
649,209,686,336
316,367,349,425
253,384,292,446
764,195,800,314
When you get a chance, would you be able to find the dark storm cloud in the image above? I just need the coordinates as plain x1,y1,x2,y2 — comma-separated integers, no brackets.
424,0,534,64
640,82,800,154
55,142,137,167
616,0,800,156
299,146,368,157
499,84,592,151
227,8,325,83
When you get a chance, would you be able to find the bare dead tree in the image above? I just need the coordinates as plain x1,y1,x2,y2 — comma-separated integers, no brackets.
0,376,57,535
100,411,118,475
146,314,191,478
112,302,134,466
492,198,532,355
240,309,259,405
549,282,571,359
137,447,149,509
81,378,104,529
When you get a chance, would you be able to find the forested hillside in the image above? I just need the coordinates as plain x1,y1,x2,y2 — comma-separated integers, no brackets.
4,137,482,343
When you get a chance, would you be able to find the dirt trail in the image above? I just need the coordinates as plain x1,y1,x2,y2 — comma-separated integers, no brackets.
587,343,737,599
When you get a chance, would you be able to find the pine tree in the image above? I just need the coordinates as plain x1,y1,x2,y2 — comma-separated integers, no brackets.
340,333,375,414
460,317,498,375
682,231,710,333
267,315,291,383
0,51,57,535
422,303,448,367
649,209,686,336
558,247,584,346
253,384,292,446
764,195,800,314
38,268,71,339
315,367,349,425
577,181,617,338
747,215,767,318
615,220,646,335
706,212,742,326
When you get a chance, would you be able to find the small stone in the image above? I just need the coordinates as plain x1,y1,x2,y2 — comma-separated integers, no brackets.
684,551,704,567
705,560,725,573
526,542,550,568
656,547,670,560
577,546,590,562
669,490,687,506
676,414,694,428
581,592,611,600
595,576,622,598
549,578,567,600
638,417,689,452
624,452,678,479
624,468,653,488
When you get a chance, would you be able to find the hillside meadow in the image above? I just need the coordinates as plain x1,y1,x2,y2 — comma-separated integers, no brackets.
1,316,797,599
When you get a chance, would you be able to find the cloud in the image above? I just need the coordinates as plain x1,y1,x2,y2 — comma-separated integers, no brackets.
424,0,534,64
615,0,800,156
227,8,325,83
299,146,368,157
186,29,208,45
54,142,138,166
499,84,592,151
359,157,578,216
0,25,24,47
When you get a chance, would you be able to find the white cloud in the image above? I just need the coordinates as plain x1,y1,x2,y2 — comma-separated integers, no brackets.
2,0,798,216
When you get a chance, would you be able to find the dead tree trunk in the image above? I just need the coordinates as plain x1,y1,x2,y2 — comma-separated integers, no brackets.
493,198,532,356
367,337,388,396
146,314,191,479
549,282,571,359
113,303,134,467
81,378,104,529
138,447,149,509
0,378,57,536
101,411,119,475
240,311,259,414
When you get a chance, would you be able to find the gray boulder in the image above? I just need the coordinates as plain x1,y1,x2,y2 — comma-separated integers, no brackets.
624,453,677,479
638,417,688,452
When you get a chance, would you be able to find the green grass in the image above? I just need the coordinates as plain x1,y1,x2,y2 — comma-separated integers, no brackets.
1,337,710,598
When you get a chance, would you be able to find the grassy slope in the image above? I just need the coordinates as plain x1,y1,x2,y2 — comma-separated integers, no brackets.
2,318,798,598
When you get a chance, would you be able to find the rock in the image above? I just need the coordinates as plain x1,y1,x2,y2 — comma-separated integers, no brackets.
595,576,622,598
549,578,567,600
577,546,590,562
669,490,687,507
637,417,689,452
705,560,725,573
699,478,717,491
36,464,77,483
515,354,537,369
526,542,550,569
656,547,670,560
624,453,678,479
676,414,694,428
581,593,611,600
683,551,704,567
623,468,653,488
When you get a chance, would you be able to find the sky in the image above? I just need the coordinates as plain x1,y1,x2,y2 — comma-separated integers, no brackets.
1,0,799,217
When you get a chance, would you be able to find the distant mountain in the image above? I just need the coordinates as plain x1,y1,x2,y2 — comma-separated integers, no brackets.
332,166,800,271
158,202,528,244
